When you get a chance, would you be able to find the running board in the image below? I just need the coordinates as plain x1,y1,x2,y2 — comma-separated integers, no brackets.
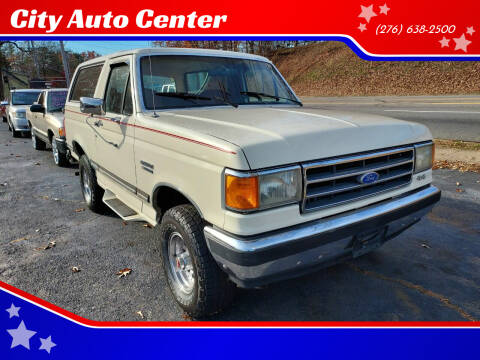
102,190,146,222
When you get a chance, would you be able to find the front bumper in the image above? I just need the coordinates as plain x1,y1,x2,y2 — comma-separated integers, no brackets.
204,185,441,288
11,117,29,132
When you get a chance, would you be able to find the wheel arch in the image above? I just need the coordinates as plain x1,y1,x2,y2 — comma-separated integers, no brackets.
152,183,204,221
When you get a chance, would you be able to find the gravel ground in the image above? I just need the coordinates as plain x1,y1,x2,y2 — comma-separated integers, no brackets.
0,123,479,322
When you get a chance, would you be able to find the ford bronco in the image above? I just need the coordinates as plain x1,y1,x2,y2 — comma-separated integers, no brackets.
64,48,440,317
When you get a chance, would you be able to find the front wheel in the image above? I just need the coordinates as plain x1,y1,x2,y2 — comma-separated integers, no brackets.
79,155,104,212
52,139,68,167
158,205,235,318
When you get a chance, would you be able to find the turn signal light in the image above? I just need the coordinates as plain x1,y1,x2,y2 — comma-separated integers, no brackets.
225,175,259,210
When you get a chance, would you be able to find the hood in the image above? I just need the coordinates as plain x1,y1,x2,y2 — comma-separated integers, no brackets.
159,106,432,169
9,105,29,113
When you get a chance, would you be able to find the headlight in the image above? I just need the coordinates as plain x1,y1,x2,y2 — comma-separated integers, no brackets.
225,166,302,212
14,111,26,119
414,142,434,173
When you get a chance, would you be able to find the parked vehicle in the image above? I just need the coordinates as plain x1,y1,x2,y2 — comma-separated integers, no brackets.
64,48,440,317
1,100,8,122
27,88,69,166
6,89,42,137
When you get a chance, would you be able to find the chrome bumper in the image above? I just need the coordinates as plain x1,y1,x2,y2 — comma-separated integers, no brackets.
204,185,441,288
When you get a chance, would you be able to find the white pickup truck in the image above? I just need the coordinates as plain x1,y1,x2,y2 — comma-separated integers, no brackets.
64,48,440,317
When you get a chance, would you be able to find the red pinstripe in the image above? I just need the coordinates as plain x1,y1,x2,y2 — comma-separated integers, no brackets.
65,109,237,154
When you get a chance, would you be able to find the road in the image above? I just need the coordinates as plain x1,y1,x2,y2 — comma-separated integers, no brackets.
301,95,480,142
0,123,479,321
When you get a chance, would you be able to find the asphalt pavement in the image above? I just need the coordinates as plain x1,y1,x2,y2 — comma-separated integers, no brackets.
301,95,480,142
0,122,479,321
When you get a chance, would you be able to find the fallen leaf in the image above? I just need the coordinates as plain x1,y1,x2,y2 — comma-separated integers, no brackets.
42,196,49,200
182,313,192,321
456,189,465,193
36,241,56,251
421,243,431,249
136,311,145,319
10,236,29,244
122,221,128,226
143,223,152,228
15,155,21,157
71,266,81,273
117,268,132,278
75,208,85,213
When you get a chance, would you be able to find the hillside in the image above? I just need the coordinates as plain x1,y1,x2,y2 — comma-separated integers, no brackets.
271,42,480,97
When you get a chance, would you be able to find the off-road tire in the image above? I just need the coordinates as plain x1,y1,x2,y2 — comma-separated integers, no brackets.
79,155,104,213
31,129,46,150
158,205,235,318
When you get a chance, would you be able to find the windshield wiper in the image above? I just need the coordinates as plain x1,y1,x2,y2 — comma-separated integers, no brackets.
154,92,212,101
240,91,303,106
213,96,238,108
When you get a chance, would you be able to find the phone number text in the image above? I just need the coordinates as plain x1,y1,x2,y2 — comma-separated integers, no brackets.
375,24,456,36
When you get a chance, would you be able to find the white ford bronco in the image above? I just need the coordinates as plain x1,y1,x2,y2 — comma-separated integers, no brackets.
64,48,440,317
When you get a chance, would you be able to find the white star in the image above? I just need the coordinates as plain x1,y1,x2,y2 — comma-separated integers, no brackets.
6,303,20,318
453,33,472,52
379,3,390,15
358,5,377,23
6,320,37,349
439,37,450,48
39,335,57,354
466,26,475,36
358,23,367,32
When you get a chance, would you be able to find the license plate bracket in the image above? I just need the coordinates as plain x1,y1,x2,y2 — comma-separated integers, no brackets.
351,226,387,258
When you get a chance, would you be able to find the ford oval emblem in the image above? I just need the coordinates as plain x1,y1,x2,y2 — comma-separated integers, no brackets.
357,172,380,185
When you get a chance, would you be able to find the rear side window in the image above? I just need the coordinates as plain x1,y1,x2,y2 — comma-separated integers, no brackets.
70,64,103,101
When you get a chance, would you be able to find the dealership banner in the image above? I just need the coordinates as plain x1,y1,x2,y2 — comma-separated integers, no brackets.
0,281,479,359
0,0,479,59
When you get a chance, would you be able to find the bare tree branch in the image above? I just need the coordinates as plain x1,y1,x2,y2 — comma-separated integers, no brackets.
0,41,30,52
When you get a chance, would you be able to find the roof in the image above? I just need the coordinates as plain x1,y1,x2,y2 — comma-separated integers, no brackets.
79,47,271,67
10,89,43,93
44,88,69,92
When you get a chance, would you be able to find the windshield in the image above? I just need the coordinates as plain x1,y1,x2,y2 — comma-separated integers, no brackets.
11,91,41,105
140,55,298,110
47,91,67,112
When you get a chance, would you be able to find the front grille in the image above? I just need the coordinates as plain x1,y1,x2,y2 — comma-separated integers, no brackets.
302,146,414,212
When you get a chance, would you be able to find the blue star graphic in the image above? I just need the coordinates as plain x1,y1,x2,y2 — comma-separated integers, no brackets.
6,320,37,349
6,303,21,318
39,335,57,354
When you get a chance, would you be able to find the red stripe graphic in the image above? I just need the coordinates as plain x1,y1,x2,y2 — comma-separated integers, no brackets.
65,109,237,154
1,280,479,327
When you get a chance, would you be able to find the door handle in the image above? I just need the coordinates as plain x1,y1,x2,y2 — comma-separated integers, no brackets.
93,120,103,127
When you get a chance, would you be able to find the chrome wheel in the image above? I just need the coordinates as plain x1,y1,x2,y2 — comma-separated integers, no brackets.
52,140,59,165
168,232,195,295
31,131,36,149
81,168,92,204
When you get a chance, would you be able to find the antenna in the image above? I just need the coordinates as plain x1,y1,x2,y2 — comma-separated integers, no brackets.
148,53,158,117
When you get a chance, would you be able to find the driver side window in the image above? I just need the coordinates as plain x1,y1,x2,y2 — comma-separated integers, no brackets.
104,64,131,114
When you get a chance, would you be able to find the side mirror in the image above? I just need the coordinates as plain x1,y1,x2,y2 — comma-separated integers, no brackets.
30,104,45,113
80,97,104,116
